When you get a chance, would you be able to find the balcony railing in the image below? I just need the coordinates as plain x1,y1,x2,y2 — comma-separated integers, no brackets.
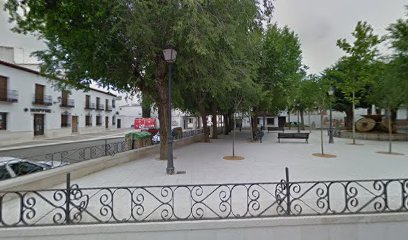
32,95,53,106
105,105,112,111
96,104,105,111
0,89,18,103
60,99,75,108
85,103,96,110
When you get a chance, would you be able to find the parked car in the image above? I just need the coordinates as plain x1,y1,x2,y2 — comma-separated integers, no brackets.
152,132,160,144
0,157,54,181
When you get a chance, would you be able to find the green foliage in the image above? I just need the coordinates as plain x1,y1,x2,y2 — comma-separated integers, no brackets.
385,6,408,105
255,24,303,115
295,75,322,111
369,60,406,108
336,21,382,104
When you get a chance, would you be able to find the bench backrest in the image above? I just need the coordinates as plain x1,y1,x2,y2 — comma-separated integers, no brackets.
278,133,309,138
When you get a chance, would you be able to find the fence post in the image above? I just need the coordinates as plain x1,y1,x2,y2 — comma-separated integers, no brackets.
104,139,108,156
285,167,291,215
65,173,71,224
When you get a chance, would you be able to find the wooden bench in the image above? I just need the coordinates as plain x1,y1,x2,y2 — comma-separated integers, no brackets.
267,127,284,132
278,132,309,143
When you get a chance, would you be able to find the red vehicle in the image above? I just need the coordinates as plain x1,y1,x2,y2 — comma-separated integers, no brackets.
134,118,159,134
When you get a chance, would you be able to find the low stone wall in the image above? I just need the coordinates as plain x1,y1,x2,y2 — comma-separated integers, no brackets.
336,130,408,141
0,134,204,192
1,214,407,240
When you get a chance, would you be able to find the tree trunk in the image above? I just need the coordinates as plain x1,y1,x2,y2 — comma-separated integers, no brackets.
262,114,266,130
212,112,218,139
251,112,259,140
300,110,305,130
228,112,234,133
320,108,324,155
211,103,218,139
367,106,372,115
352,91,356,144
344,106,353,130
388,107,393,153
224,114,229,135
155,57,169,160
141,96,151,118
200,108,210,143
391,108,397,133
288,111,291,130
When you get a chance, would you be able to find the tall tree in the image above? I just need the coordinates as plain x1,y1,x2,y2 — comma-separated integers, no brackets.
336,21,382,144
5,0,272,160
386,6,408,105
253,24,303,138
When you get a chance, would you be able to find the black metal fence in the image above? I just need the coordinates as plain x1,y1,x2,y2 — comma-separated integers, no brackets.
1,168,408,227
5,129,204,167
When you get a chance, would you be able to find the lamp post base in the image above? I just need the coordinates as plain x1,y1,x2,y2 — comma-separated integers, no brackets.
166,167,175,175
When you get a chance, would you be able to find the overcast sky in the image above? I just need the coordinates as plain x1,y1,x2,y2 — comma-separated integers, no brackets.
1,0,407,74
272,0,407,74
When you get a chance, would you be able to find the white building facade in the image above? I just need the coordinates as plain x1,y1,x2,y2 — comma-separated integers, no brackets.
0,60,118,144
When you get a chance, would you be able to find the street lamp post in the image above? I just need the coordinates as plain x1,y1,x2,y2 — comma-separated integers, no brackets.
328,87,334,144
163,47,177,175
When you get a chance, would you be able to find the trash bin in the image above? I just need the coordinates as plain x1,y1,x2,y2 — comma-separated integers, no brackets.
125,132,152,149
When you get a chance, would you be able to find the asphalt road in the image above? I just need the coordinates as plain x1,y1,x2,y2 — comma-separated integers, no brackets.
0,137,126,164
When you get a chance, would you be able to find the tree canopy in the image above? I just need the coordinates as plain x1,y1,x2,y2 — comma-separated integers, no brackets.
4,0,275,159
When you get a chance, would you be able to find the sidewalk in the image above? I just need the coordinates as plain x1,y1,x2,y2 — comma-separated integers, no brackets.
0,128,136,151
65,129,408,188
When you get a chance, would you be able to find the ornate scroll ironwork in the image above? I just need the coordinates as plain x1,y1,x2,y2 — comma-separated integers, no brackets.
1,168,408,228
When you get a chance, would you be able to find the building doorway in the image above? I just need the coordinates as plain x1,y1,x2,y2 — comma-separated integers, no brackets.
117,119,121,128
105,116,109,129
34,114,44,136
278,116,286,128
72,116,78,133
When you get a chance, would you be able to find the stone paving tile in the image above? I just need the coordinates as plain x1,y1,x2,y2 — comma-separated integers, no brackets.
67,130,408,188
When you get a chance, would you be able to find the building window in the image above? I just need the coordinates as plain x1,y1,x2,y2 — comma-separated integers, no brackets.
112,116,116,125
0,112,7,130
61,115,69,128
34,84,45,104
112,99,116,108
96,97,101,110
96,116,102,126
267,118,274,125
85,115,92,126
0,76,7,101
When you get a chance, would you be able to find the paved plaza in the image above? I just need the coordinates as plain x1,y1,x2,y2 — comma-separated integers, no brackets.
67,130,408,188
2,130,408,227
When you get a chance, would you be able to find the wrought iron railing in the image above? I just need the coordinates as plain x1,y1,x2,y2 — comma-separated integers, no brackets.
105,105,112,111
2,129,204,168
84,103,96,110
24,141,130,166
181,129,204,138
32,95,53,106
60,99,75,108
0,89,18,103
96,104,104,111
1,168,407,227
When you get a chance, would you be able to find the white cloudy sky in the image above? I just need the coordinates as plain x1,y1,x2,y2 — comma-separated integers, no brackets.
272,0,407,74
1,0,407,74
